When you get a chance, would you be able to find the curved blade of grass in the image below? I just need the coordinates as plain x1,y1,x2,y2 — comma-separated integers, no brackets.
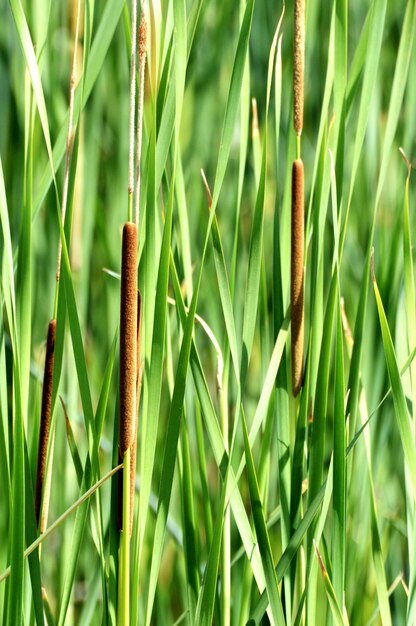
339,0,387,255
210,0,254,213
17,78,33,419
194,468,229,626
180,414,200,607
375,0,416,209
332,293,346,605
371,254,416,499
357,389,393,626
241,12,282,386
169,256,266,594
144,4,255,621
0,158,25,626
235,310,289,482
307,273,337,535
248,482,327,624
57,224,115,624
346,0,416,449
137,135,172,564
0,464,122,585
242,408,285,626
401,153,416,623
8,0,57,196
34,0,125,215
61,398,83,488
315,542,349,626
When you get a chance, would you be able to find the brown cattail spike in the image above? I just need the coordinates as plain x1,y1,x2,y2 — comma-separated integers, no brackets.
35,319,56,528
293,0,305,136
119,222,138,458
129,291,142,533
118,290,142,534
291,159,304,396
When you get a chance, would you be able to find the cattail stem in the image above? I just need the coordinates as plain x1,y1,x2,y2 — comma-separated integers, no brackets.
293,0,305,137
291,159,304,396
35,319,56,530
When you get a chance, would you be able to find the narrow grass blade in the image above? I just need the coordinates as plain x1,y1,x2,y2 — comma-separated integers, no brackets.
242,409,285,626
194,468,229,626
371,253,416,499
315,542,349,626
332,293,346,605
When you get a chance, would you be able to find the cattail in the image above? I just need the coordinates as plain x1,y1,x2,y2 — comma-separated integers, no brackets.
130,291,142,533
119,222,138,456
291,159,304,396
118,222,138,533
35,319,56,529
118,290,141,534
293,0,305,136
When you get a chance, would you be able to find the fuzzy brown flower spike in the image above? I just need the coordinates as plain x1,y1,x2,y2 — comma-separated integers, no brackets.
291,159,304,396
119,222,138,458
129,290,142,533
118,222,138,534
35,319,56,529
293,0,305,136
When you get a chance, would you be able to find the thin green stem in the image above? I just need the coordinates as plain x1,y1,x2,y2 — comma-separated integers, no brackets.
118,447,131,626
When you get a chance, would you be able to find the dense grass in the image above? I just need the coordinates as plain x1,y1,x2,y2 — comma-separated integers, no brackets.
1,0,416,624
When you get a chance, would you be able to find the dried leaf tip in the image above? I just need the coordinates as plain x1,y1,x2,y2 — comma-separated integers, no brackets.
399,147,412,178
293,0,305,136
201,169,213,210
314,541,328,576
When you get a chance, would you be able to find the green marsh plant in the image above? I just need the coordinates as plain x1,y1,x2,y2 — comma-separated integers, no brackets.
0,0,415,625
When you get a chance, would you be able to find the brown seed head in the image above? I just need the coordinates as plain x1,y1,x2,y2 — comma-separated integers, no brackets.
118,289,141,535
35,319,56,529
119,222,138,458
291,159,304,396
293,0,305,135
